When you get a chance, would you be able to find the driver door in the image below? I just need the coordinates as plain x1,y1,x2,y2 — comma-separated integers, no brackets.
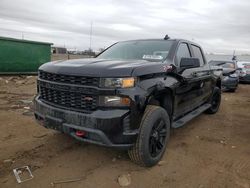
173,43,203,119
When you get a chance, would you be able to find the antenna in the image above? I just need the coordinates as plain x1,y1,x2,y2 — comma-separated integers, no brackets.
89,21,93,51
164,35,170,40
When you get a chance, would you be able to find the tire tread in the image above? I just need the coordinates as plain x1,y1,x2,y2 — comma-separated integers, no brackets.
128,105,165,166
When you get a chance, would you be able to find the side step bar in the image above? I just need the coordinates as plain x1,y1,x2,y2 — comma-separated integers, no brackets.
172,103,211,128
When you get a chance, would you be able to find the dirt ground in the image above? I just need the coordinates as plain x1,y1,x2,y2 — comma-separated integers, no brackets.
0,76,249,188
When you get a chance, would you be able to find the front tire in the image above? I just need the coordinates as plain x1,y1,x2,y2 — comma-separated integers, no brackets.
128,105,170,167
205,87,221,114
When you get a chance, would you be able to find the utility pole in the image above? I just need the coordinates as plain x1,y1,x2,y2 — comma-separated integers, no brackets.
22,32,24,40
89,21,93,51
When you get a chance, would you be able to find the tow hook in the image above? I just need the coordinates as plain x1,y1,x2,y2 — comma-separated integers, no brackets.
75,130,86,137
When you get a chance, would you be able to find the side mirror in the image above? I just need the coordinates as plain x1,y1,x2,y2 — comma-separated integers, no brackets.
180,58,200,70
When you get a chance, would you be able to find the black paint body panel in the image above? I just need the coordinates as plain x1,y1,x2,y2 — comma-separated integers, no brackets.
34,39,222,148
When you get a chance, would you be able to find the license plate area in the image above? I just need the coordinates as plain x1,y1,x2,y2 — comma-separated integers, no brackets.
44,115,63,131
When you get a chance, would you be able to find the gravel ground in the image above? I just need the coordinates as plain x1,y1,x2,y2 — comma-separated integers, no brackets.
0,76,249,188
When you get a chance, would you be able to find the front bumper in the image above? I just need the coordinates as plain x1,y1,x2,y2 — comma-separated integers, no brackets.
222,77,238,90
239,75,250,83
34,97,138,149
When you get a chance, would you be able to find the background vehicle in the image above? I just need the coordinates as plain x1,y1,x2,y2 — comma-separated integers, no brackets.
34,37,222,167
209,60,239,92
237,61,250,83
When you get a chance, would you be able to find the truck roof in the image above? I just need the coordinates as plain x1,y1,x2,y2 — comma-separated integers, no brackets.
119,38,201,47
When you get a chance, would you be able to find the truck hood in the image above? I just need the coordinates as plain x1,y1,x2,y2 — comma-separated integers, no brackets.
222,68,236,76
39,58,165,77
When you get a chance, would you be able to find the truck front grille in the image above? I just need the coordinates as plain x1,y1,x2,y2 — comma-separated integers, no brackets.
39,71,99,87
40,85,98,112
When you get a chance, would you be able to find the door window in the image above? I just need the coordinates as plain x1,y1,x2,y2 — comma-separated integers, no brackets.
191,45,205,66
176,43,191,66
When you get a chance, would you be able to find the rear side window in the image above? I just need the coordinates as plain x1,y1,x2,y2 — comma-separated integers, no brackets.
191,45,205,66
176,43,191,66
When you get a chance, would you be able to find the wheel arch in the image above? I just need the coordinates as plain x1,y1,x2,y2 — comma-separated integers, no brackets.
216,78,221,89
147,87,174,120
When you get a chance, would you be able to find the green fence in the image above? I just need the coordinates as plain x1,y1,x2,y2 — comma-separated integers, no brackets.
0,36,52,74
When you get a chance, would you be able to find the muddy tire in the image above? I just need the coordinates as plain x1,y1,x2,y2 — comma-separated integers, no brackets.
205,87,221,114
128,105,170,167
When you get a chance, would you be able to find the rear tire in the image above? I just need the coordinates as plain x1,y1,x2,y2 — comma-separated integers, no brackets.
128,105,170,167
229,88,236,92
205,87,221,114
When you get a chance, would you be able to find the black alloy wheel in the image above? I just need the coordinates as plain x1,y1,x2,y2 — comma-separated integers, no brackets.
128,105,170,167
149,119,167,158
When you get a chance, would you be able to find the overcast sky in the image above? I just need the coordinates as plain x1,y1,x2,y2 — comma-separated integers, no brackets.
0,0,250,54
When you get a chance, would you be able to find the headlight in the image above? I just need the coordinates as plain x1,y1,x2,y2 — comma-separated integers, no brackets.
100,77,135,88
99,96,130,106
229,73,238,78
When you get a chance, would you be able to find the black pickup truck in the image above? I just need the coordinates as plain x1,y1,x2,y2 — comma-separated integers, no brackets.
34,36,222,167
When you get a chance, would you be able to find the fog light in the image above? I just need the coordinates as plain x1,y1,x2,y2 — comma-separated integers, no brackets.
99,96,131,106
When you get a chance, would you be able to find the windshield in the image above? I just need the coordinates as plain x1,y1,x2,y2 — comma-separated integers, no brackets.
221,62,235,68
97,40,173,62
210,61,235,68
